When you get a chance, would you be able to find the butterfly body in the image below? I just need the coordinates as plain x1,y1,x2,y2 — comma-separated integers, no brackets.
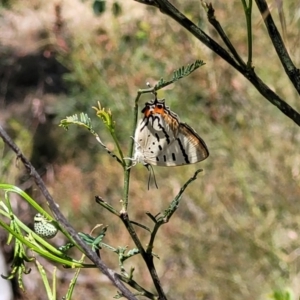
133,98,209,167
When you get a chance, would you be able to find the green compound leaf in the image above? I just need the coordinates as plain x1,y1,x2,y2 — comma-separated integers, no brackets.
155,60,205,90
59,113,97,135
78,226,108,252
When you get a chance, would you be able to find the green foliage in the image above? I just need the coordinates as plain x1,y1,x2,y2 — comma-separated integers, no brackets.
60,113,96,135
1,0,300,299
0,61,205,297
155,60,205,90
35,261,57,300
271,289,294,300
78,227,107,252
0,184,99,300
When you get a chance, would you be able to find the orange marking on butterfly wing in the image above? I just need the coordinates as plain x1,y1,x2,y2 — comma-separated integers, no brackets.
154,101,181,135
142,104,152,117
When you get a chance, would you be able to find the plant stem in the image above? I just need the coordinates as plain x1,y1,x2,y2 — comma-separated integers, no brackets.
147,169,202,253
0,125,138,300
134,0,300,126
120,212,167,300
206,3,246,68
255,0,300,93
241,0,253,67
116,273,158,299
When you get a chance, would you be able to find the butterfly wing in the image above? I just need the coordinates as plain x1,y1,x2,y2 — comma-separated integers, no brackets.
133,116,174,165
177,123,209,162
133,98,209,167
151,124,208,166
134,117,209,167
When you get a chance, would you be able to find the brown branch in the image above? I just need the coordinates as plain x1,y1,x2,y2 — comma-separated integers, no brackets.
135,0,242,69
0,125,138,300
255,0,300,93
116,273,157,299
205,3,247,68
120,212,167,300
134,0,300,126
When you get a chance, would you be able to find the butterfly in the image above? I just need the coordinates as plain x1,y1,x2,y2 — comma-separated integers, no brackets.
132,98,209,167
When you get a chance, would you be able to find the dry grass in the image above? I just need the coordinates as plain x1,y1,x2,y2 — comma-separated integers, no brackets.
1,0,300,299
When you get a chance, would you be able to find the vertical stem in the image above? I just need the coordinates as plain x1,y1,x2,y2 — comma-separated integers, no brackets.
122,169,130,212
241,0,253,67
120,213,167,300
122,92,141,212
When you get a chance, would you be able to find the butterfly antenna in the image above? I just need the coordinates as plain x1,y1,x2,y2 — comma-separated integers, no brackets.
146,164,158,190
152,167,158,189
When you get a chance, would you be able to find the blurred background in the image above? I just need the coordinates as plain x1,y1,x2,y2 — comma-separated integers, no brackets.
0,0,300,299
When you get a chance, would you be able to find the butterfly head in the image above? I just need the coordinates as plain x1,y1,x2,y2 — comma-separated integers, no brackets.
141,98,168,117
141,98,180,134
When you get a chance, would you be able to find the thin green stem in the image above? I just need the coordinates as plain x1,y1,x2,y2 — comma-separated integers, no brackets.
146,169,203,254
95,196,120,216
123,168,131,212
52,267,57,300
0,184,53,220
64,250,87,299
122,87,154,211
0,125,138,299
241,0,253,67
205,3,246,68
111,131,126,166
35,260,54,300
122,97,138,212
0,219,88,268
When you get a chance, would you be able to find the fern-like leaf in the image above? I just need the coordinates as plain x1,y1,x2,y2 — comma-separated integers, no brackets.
59,113,97,135
154,59,205,90
60,110,124,166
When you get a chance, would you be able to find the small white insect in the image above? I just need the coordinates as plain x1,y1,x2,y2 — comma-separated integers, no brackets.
132,98,209,167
